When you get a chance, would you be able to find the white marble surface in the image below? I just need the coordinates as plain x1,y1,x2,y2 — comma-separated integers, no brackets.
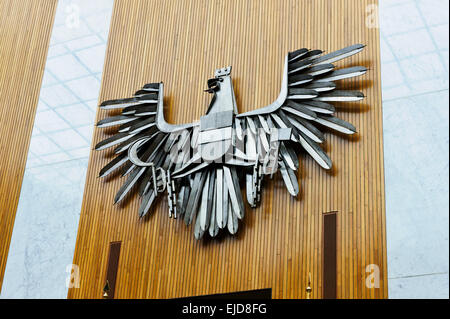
388,273,449,299
0,0,114,299
380,0,449,299
1,0,448,299
1,159,89,298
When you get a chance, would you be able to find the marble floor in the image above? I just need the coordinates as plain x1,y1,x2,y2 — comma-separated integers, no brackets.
0,0,448,299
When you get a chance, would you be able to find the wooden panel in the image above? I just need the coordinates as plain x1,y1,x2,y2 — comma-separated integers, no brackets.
69,0,387,299
0,0,57,292
323,212,337,299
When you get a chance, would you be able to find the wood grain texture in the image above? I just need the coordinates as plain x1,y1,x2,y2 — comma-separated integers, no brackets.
0,0,57,292
69,0,387,299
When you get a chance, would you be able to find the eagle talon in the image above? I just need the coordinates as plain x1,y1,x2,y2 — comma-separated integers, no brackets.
165,170,177,218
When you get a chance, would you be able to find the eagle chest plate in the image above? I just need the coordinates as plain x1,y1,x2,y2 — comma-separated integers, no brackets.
199,110,234,161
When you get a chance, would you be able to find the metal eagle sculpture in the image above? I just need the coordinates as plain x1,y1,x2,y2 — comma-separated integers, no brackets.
95,44,367,239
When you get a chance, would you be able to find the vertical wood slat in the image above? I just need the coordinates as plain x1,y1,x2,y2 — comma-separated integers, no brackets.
68,0,387,299
0,0,58,292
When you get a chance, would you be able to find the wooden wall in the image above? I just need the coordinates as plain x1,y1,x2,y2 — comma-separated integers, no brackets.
0,0,57,292
69,0,387,299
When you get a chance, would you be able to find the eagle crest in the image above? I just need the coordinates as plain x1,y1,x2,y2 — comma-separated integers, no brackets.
96,44,367,239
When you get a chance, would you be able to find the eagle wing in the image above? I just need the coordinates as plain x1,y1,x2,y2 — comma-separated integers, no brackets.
97,80,250,239
236,44,367,206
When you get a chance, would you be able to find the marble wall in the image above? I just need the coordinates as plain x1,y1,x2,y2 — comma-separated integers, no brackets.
380,0,449,299
0,0,114,299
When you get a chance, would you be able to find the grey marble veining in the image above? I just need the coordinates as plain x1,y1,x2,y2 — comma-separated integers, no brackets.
389,273,449,299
